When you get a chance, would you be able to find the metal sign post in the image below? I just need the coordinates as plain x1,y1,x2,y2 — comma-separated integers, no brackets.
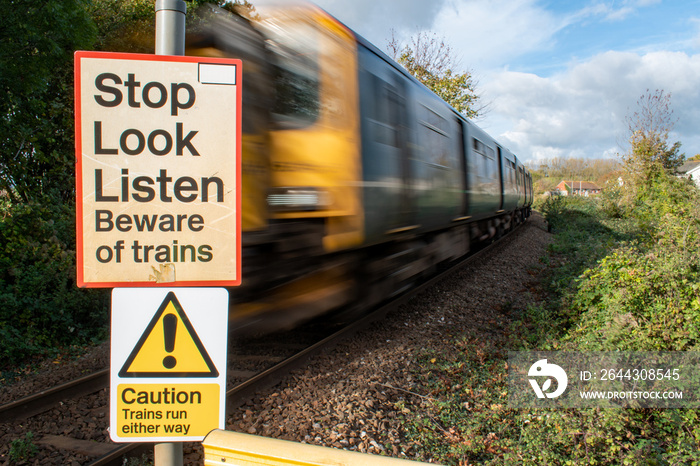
154,2,186,465
155,0,186,56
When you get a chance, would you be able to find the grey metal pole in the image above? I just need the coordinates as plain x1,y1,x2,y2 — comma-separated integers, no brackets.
153,4,187,464
155,0,187,56
154,443,184,466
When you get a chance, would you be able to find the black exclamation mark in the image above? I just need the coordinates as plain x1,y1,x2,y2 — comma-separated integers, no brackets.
162,313,177,369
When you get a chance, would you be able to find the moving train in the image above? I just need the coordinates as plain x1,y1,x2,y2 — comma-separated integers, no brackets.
187,2,533,332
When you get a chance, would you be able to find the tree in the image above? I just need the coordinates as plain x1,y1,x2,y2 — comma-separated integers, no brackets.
622,89,684,185
1,0,96,203
88,0,155,53
387,31,482,119
0,0,227,202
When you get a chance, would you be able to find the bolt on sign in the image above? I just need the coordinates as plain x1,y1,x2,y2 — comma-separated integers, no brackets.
74,51,242,287
110,288,228,442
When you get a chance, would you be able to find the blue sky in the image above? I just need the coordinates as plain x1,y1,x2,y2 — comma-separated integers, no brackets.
515,1,697,74
300,0,700,164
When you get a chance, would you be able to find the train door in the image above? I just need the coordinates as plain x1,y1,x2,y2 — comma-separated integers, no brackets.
516,162,525,207
392,78,412,227
357,47,414,244
374,73,412,230
496,146,504,212
457,119,469,219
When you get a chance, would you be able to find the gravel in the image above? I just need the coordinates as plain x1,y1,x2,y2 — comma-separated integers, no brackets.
0,213,552,465
227,213,552,463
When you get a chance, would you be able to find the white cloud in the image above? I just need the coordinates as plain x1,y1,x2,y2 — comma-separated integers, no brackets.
431,0,562,70
480,50,700,163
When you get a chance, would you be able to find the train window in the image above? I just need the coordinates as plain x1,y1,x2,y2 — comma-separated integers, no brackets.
419,104,451,166
472,138,497,180
420,105,448,134
473,139,494,159
259,18,320,128
507,160,516,185
473,138,485,155
369,76,400,147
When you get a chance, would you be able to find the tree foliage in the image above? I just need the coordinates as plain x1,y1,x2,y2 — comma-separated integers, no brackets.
622,89,684,185
387,31,482,119
1,0,96,203
88,0,156,53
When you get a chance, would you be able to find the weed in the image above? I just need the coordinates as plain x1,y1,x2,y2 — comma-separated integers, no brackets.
123,453,153,465
9,432,38,463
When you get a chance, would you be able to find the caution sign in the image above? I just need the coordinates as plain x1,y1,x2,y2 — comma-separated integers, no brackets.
116,383,220,438
74,51,242,288
110,288,228,442
119,292,217,377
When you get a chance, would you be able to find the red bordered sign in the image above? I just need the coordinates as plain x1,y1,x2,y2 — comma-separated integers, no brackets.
75,51,242,287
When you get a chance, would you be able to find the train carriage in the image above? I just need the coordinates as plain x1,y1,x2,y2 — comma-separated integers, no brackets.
187,3,532,332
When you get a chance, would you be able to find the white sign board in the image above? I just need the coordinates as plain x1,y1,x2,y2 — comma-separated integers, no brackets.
75,52,242,287
110,287,228,442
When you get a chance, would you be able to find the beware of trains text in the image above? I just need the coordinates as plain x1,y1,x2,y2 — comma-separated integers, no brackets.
75,51,242,287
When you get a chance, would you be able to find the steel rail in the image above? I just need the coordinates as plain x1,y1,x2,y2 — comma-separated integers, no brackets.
0,369,109,423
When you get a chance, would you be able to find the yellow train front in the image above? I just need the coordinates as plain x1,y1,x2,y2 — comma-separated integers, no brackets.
188,3,532,333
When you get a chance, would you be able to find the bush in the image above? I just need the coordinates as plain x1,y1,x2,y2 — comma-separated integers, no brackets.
0,201,108,368
566,175,700,351
400,179,700,464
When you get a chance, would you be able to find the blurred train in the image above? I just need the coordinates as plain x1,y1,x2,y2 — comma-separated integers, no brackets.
186,2,533,333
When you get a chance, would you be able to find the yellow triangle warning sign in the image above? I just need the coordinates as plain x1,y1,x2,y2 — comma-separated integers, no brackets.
119,292,218,377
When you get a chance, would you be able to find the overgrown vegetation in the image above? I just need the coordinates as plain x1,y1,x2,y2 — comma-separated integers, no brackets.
400,90,700,464
0,0,235,372
400,181,700,465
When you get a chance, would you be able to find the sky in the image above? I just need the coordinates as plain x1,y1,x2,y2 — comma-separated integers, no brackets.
302,0,700,165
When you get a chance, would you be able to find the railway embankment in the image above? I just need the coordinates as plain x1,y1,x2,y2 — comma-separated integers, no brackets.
4,179,700,465
1,213,548,464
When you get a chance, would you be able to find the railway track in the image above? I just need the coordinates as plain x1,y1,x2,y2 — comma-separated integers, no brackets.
0,226,525,465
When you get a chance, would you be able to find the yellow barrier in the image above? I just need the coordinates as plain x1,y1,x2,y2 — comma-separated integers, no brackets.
202,430,438,466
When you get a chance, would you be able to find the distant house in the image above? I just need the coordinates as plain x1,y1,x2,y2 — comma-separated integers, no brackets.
555,180,602,196
678,161,700,187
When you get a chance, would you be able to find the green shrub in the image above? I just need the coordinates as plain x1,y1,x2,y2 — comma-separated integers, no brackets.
401,176,700,464
568,241,700,351
0,202,108,368
8,432,39,463
565,176,700,351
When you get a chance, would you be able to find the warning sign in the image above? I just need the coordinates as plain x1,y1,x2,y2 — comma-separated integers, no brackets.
110,288,228,442
116,383,220,438
74,51,242,288
119,292,217,377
